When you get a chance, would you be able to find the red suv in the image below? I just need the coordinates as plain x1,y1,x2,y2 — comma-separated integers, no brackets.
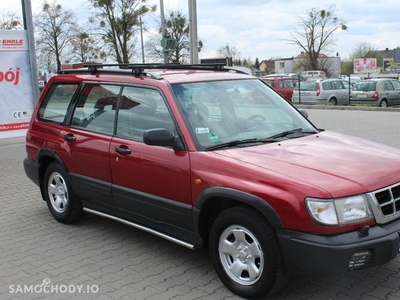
24,64,400,299
261,76,298,102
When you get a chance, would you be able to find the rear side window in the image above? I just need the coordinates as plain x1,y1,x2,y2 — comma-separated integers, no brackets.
71,84,121,135
279,80,296,88
38,84,79,123
391,80,400,89
383,81,394,90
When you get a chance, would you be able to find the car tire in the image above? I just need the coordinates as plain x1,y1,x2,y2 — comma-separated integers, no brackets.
209,206,287,299
329,98,338,106
379,99,388,107
44,162,84,224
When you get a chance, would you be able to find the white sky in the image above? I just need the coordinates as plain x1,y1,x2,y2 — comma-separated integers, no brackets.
2,0,399,62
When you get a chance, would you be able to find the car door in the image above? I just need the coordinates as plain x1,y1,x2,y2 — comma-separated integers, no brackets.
390,80,400,105
66,83,122,208
332,80,347,104
109,86,193,231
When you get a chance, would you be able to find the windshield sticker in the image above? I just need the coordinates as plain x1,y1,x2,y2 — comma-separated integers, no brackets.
208,132,219,141
195,127,210,134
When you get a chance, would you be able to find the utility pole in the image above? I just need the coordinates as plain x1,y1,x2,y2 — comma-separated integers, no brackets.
139,17,145,63
188,0,199,64
21,0,39,103
160,0,168,63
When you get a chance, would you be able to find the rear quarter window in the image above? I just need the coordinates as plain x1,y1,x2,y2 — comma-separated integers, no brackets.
38,83,79,123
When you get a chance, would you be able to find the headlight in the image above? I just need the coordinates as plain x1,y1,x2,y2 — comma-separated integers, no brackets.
305,194,373,225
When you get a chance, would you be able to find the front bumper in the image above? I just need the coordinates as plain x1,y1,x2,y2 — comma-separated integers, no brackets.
277,220,400,275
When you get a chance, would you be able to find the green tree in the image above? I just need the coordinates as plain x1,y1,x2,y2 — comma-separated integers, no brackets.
254,57,260,69
34,1,77,72
145,10,203,63
0,12,22,30
286,4,347,71
88,0,156,65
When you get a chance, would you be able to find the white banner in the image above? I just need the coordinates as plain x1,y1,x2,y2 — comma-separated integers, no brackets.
0,30,35,138
353,58,377,74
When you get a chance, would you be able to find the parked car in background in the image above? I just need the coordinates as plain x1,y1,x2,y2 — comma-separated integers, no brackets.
288,73,306,81
350,79,400,107
341,75,362,85
292,78,351,105
301,70,326,80
261,73,289,78
261,77,298,102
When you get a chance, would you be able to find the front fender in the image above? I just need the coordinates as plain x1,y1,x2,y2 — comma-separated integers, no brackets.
193,187,284,235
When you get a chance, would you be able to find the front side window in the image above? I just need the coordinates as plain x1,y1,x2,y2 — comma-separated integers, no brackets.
172,79,317,150
116,87,175,142
332,81,344,89
38,84,79,123
322,82,334,90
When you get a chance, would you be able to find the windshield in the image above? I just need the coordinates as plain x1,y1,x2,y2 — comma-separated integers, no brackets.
172,79,317,150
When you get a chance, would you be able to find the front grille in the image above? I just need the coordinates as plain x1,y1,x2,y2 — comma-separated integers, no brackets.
373,183,400,218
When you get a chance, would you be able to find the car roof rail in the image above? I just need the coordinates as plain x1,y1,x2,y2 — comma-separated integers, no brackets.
58,63,251,78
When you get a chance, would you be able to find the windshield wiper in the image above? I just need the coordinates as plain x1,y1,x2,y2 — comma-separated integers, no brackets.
267,128,317,140
205,138,276,151
205,129,317,151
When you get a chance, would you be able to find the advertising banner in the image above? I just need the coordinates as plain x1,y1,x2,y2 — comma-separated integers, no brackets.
0,30,35,138
353,58,377,74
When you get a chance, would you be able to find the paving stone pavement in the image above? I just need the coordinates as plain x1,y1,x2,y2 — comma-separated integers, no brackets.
0,108,400,300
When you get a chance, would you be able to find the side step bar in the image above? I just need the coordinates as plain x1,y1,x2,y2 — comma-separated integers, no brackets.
83,208,196,250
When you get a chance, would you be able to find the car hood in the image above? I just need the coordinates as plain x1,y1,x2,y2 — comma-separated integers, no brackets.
215,130,400,198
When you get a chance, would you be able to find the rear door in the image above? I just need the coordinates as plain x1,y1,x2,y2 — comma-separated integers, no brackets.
66,83,122,208
382,80,397,105
109,85,193,231
332,80,347,104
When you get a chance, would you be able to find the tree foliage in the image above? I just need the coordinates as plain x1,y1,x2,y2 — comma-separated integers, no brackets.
88,0,156,65
0,12,22,30
71,30,105,63
217,44,241,64
286,4,347,71
34,1,77,72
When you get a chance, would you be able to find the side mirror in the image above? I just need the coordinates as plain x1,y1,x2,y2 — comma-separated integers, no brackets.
143,128,184,150
299,109,308,118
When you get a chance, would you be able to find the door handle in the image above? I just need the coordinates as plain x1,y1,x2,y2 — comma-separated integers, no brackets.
115,146,131,155
64,134,76,141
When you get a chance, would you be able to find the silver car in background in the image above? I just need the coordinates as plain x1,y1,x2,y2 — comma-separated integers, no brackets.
350,79,400,107
292,78,352,105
